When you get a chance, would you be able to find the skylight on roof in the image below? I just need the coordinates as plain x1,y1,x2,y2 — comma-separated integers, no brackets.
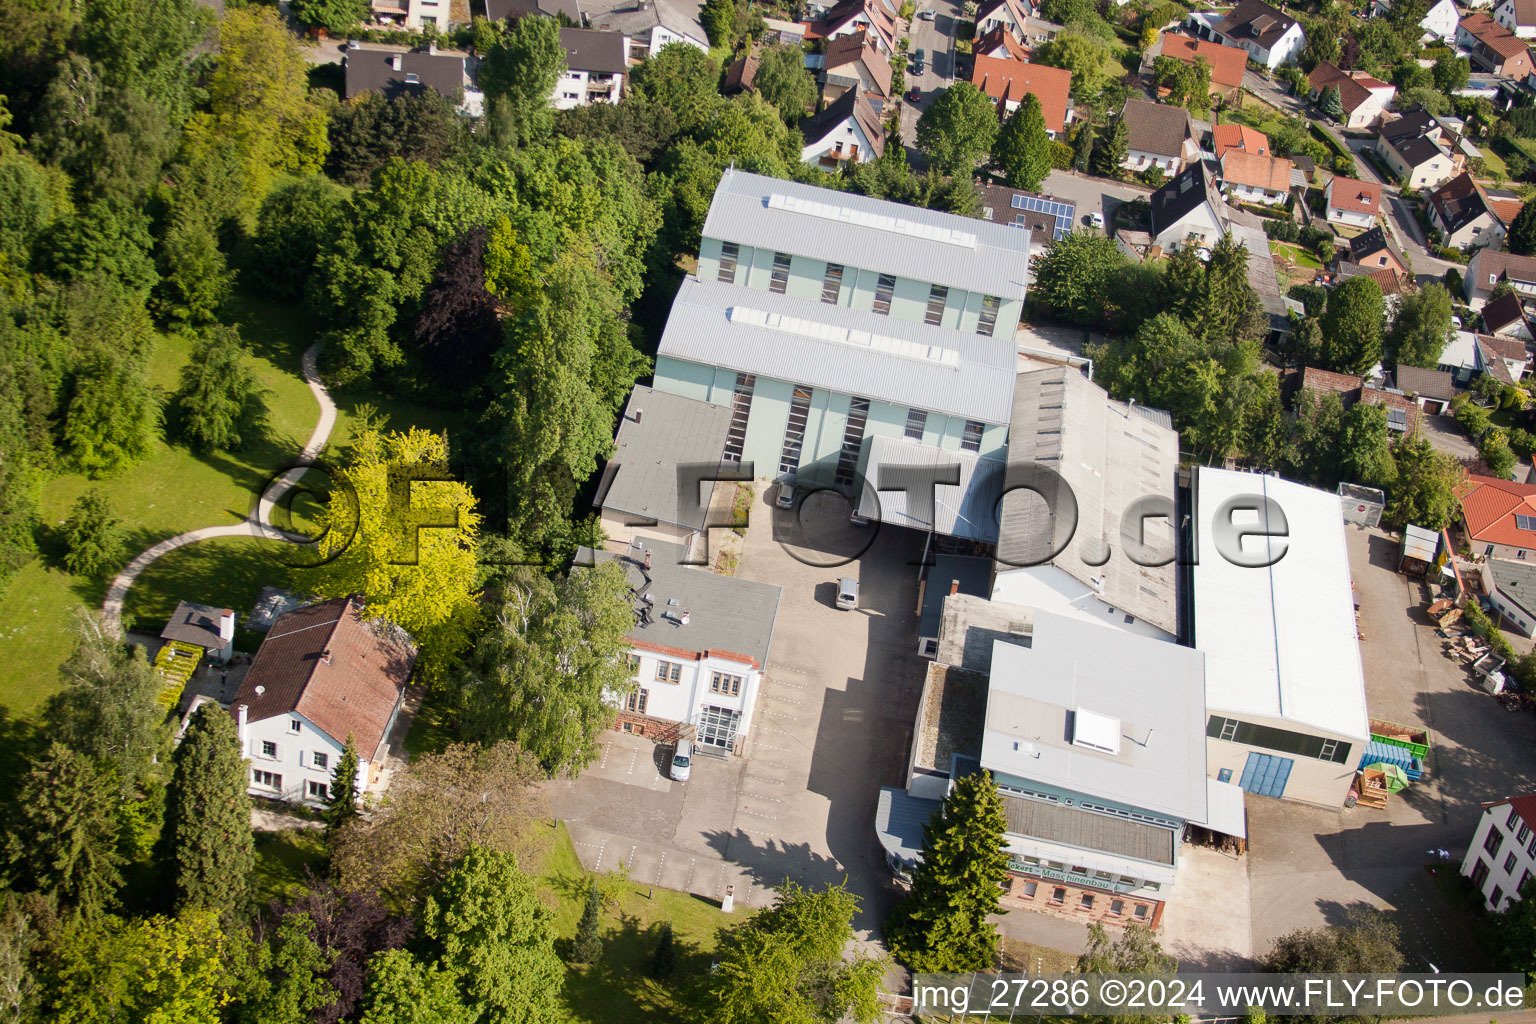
727,306,962,368
1516,514,1536,532
766,193,978,249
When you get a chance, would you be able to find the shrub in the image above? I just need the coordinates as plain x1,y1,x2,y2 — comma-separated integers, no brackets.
60,490,126,579
1049,139,1074,169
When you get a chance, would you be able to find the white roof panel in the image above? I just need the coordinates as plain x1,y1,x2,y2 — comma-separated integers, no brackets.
659,278,1017,425
1192,468,1369,741
702,168,1032,300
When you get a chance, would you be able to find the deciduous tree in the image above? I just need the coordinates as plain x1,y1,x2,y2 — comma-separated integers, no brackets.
479,15,566,146
1387,282,1453,368
1319,275,1385,375
358,948,474,1024
1031,232,1129,325
707,880,884,1024
233,912,337,1024
48,909,235,1023
422,846,563,1023
331,742,542,906
916,82,999,176
992,93,1053,190
159,703,254,920
62,352,159,478
885,770,1009,971
310,427,482,683
754,43,818,122
1263,906,1403,976
291,0,369,34
1384,436,1461,529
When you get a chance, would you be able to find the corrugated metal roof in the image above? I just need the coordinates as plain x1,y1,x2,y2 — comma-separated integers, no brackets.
701,168,1031,299
659,278,1017,424
996,367,1180,634
876,787,941,868
1001,793,1177,866
854,436,1006,542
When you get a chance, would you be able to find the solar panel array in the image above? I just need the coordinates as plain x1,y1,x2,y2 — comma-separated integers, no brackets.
1010,193,1077,240
727,305,962,369
767,193,978,249
1517,514,1536,532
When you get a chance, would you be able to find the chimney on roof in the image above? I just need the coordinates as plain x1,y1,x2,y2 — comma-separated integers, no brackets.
321,650,333,666
236,703,248,744
219,609,235,643
643,550,653,571
391,54,403,71
949,578,960,595
634,407,643,423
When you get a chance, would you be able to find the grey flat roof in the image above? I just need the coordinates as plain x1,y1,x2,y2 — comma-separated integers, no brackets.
161,600,230,649
659,277,1018,425
576,542,782,666
1001,793,1176,866
996,367,1180,634
855,437,1005,542
876,787,941,867
1492,559,1536,619
701,168,1031,300
596,386,732,531
981,612,1208,822
918,555,995,638
914,662,990,771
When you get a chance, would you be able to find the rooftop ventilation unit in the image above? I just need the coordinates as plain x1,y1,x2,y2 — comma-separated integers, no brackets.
1072,707,1122,755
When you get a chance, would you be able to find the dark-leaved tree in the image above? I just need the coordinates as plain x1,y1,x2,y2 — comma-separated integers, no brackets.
411,225,504,387
159,702,254,920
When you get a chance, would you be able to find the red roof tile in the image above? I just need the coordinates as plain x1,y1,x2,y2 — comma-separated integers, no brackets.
970,55,1071,132
1212,123,1269,160
1328,176,1381,217
1456,474,1536,547
1486,794,1536,831
231,597,415,761
1159,32,1248,88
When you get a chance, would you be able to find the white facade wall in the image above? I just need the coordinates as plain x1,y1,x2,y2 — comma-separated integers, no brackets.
990,564,1176,643
1327,206,1376,228
1376,135,1455,189
1154,203,1227,251
1124,148,1183,174
1460,804,1536,910
552,68,624,110
241,712,369,807
801,116,880,167
1495,0,1536,38
1228,180,1287,205
614,647,764,743
1423,0,1460,38
644,25,709,56
1218,21,1304,68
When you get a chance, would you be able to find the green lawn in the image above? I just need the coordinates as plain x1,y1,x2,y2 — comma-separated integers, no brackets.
531,822,736,1024
1268,240,1322,269
0,291,465,720
1479,146,1510,182
253,827,329,905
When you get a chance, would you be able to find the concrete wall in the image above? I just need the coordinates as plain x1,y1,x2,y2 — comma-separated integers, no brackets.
242,712,367,807
1204,709,1364,807
652,356,1008,483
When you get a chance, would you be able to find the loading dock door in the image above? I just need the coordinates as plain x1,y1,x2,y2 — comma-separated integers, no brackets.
1238,752,1293,798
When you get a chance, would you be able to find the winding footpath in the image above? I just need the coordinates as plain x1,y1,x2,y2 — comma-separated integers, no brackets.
101,344,338,636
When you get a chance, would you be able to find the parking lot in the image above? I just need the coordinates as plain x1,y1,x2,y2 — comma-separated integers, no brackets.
548,491,930,934
1239,525,1536,967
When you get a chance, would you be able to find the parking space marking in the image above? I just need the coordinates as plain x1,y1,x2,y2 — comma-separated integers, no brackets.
597,743,610,769
684,856,698,891
626,749,639,776
594,840,608,872
738,806,777,820
654,851,667,883
626,844,637,872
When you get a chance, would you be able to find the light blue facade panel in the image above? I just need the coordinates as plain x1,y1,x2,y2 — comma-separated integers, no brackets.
654,356,719,404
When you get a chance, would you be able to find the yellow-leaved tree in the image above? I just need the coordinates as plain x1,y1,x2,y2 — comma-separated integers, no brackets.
310,427,482,684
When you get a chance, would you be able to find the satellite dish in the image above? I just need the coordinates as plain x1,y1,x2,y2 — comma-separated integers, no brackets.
254,685,266,697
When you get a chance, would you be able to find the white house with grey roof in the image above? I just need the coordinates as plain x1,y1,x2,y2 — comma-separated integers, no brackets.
1194,468,1370,806
879,610,1228,930
577,543,781,756
586,0,709,56
652,171,1030,524
991,367,1181,642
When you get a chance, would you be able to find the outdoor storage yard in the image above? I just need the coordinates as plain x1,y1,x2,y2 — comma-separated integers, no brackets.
1237,525,1536,966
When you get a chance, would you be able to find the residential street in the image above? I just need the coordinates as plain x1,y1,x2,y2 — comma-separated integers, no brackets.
901,0,962,148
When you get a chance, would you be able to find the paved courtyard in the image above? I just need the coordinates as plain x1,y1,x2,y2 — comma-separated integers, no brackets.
1241,525,1536,967
549,491,930,935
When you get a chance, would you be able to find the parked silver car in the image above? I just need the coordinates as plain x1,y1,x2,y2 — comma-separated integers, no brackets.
836,577,860,611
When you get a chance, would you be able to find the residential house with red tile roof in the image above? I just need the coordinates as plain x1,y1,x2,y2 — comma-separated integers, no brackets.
1458,11,1535,76
974,24,1032,60
820,0,899,54
1211,123,1269,160
231,596,415,806
1324,176,1381,229
1156,32,1248,102
1220,149,1294,205
1457,475,1536,559
1307,61,1396,129
1462,795,1536,911
821,28,893,101
971,56,1073,135
1476,331,1531,381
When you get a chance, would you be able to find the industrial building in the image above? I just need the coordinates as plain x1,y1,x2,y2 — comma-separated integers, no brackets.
1193,467,1370,806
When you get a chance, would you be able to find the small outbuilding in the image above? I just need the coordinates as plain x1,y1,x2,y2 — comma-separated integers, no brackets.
1338,483,1384,528
1399,523,1439,574
161,601,236,663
